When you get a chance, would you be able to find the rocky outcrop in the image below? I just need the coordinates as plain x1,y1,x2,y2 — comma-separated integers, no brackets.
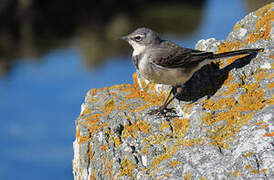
73,3,274,180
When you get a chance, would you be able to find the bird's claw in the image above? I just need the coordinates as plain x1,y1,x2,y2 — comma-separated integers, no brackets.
148,107,176,116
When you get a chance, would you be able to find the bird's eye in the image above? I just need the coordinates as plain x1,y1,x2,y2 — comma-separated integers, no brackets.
134,36,142,41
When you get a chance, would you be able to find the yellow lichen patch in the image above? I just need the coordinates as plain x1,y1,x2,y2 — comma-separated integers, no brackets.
173,118,190,138
114,136,121,147
84,113,106,135
245,165,251,169
244,152,253,157
121,123,138,139
247,9,273,42
255,69,268,81
119,157,137,178
199,177,207,180
102,99,115,114
159,121,170,131
79,136,89,144
251,4,274,41
221,83,241,96
90,97,97,103
119,73,167,113
216,41,244,68
80,108,91,117
233,23,241,31
232,170,240,177
268,82,274,89
203,68,269,148
251,169,259,174
152,146,177,168
169,160,180,167
108,159,113,180
141,134,170,155
137,120,152,134
262,168,267,173
90,169,97,180
76,126,89,144
185,172,191,180
203,97,237,112
121,120,152,139
101,144,108,151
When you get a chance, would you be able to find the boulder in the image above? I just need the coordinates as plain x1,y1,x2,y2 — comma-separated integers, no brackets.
73,3,274,179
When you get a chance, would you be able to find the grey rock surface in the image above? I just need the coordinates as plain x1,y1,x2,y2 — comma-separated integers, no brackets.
73,3,274,180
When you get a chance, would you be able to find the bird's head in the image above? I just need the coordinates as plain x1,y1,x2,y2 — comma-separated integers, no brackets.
120,28,161,56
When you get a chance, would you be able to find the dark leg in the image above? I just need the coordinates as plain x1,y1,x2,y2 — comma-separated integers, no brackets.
161,87,176,108
158,87,183,114
148,86,183,115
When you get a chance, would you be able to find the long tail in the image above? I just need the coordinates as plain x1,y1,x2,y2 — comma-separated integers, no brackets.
211,48,264,59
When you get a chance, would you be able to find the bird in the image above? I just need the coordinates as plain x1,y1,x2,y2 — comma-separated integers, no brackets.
120,27,263,115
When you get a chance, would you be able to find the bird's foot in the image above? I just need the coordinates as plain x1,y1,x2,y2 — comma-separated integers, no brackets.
148,107,176,116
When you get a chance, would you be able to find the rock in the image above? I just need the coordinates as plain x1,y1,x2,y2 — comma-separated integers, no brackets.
73,3,274,180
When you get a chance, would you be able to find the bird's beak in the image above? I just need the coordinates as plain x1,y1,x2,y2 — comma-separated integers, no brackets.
119,35,129,41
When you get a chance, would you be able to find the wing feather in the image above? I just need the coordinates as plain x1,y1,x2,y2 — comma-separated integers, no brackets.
150,41,213,68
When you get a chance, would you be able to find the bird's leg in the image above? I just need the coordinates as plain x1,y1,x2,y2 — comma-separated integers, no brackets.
161,87,176,108
158,87,182,114
148,87,182,115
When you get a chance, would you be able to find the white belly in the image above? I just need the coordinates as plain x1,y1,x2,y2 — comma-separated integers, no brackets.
138,56,210,87
138,57,191,86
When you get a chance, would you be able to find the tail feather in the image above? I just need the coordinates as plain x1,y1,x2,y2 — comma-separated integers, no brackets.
212,48,264,59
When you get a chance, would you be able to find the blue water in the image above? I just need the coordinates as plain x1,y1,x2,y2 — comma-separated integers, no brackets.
0,0,247,179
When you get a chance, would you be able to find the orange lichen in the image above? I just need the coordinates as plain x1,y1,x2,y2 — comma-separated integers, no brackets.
114,136,121,147
232,170,240,177
79,136,89,144
76,126,90,144
121,120,152,139
108,160,113,180
268,82,274,89
137,120,152,134
251,169,259,174
245,165,251,169
101,144,108,151
202,68,269,148
120,73,167,113
102,99,115,114
169,160,180,167
152,146,177,168
233,23,241,31
244,152,253,157
255,69,268,81
173,118,190,138
263,132,274,137
185,172,191,180
159,121,171,131
80,108,91,117
119,157,137,178
90,169,97,180
216,4,272,69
